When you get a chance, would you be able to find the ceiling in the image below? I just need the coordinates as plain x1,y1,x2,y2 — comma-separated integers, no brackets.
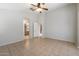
0,3,70,12
46,3,70,11
0,3,26,11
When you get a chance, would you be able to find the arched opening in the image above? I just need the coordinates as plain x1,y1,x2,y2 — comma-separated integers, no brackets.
23,16,30,40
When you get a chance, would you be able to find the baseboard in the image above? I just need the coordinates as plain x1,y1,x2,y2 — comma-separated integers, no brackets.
43,36,75,43
0,39,23,47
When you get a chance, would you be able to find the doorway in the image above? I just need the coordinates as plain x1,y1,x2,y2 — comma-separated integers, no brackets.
23,17,30,40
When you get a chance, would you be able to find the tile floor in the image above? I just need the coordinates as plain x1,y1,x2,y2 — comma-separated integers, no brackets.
0,37,79,56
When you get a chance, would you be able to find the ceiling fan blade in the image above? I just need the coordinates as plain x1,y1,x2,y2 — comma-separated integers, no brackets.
42,3,45,5
37,3,40,7
31,4,37,7
30,8,36,11
42,8,48,10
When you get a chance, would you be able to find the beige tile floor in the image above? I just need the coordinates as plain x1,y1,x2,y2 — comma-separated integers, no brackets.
0,37,79,56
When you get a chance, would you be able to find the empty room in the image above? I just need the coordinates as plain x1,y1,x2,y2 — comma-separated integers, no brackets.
0,3,79,56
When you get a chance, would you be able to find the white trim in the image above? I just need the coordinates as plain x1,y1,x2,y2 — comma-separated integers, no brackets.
0,39,23,46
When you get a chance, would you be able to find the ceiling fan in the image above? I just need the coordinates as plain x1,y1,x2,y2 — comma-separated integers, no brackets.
30,3,48,13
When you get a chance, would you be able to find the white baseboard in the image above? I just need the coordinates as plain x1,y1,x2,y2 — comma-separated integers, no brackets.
0,39,23,47
43,35,75,43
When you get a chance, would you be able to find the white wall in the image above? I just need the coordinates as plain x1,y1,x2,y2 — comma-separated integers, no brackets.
77,4,79,47
44,4,77,43
0,9,37,46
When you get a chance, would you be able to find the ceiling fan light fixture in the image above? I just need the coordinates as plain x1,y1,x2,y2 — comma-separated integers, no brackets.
36,8,43,12
30,3,48,13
